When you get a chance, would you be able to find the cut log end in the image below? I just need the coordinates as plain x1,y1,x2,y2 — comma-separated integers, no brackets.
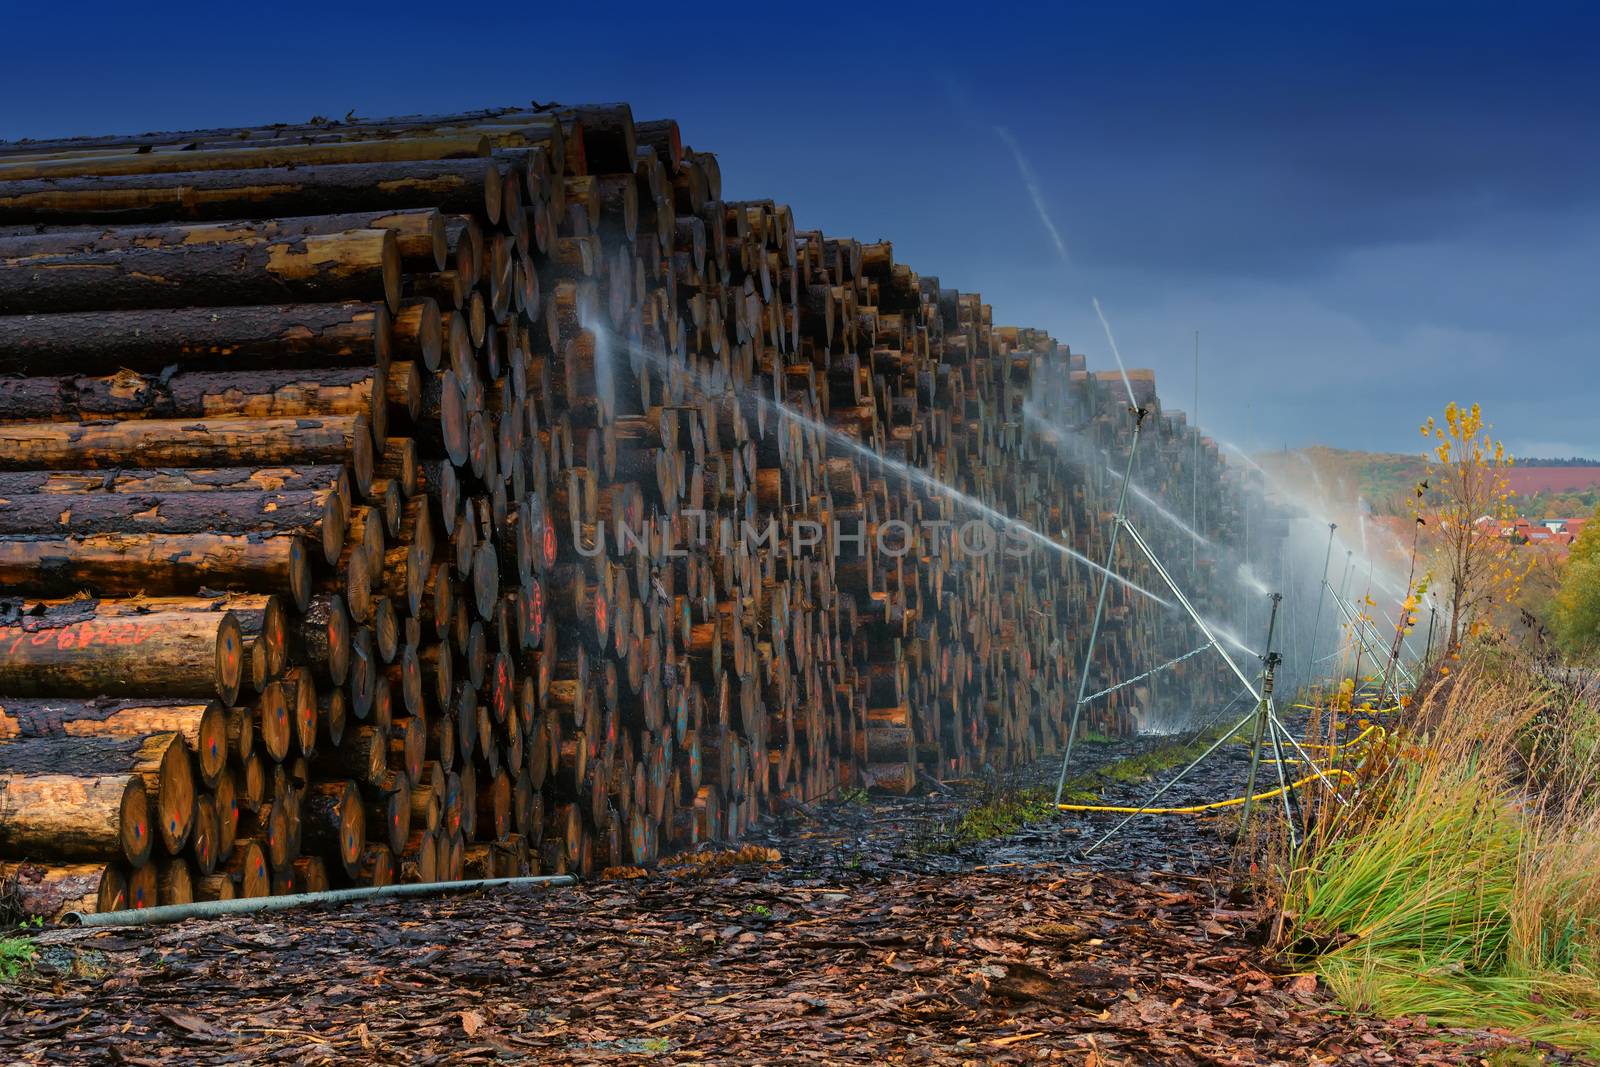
215,611,245,707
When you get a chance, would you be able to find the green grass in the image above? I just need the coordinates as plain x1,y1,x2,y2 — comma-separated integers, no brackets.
950,787,1057,845
1280,658,1600,1055
925,725,1241,852
1057,723,1238,798
0,936,35,982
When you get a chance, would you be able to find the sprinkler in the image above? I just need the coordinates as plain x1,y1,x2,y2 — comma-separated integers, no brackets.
1239,594,1283,837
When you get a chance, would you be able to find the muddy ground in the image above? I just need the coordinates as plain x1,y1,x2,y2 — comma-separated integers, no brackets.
1,723,1577,1065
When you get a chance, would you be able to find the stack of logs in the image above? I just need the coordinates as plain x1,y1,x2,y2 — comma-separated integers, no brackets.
0,103,1245,918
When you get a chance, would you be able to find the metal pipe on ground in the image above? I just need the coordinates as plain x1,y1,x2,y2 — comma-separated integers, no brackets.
65,874,577,928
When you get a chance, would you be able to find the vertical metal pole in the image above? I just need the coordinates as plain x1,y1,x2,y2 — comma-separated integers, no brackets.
1284,540,1300,689
1239,594,1282,834
1424,605,1438,669
1055,406,1147,805
1337,550,1355,682
1266,699,1298,847
1242,501,1251,642
1308,524,1336,683
1192,331,1199,574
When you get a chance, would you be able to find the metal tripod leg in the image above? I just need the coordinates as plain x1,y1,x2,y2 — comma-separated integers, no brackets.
1118,519,1348,804
1080,701,1260,856
1055,406,1147,805
1238,595,1282,834
1265,704,1299,851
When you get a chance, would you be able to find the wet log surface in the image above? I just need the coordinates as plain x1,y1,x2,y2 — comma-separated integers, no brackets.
0,742,1567,1066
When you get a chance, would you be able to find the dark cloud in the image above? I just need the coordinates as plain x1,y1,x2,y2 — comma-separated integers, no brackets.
1,1,1592,454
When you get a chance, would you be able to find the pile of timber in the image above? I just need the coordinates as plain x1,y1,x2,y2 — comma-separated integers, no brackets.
0,103,1245,918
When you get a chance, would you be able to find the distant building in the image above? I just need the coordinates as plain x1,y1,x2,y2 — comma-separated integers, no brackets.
1491,515,1583,554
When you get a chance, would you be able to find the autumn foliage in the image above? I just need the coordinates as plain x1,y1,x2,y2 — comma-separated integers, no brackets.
1419,403,1529,651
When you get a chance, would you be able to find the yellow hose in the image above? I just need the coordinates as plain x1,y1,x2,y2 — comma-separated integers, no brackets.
1056,769,1357,815
1263,721,1387,751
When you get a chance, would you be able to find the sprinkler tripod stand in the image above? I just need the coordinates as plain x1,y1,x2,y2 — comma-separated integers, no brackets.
1076,581,1317,857
1048,407,1345,856
1238,594,1298,846
1054,403,1148,806
1239,598,1282,833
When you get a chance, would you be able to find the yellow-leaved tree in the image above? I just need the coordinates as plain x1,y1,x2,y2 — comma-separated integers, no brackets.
1553,501,1600,659
1421,402,1528,652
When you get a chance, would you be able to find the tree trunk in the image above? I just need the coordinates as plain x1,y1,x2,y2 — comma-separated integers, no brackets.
0,107,556,160
0,301,390,376
0,697,228,789
0,365,381,430
0,733,193,855
0,860,129,918
224,838,270,898
193,870,235,901
0,531,312,607
157,858,193,905
397,828,438,884
0,608,244,704
0,134,489,182
366,774,411,855
191,793,219,875
0,228,400,314
0,773,150,866
287,594,351,687
303,779,365,879
0,415,373,497
0,208,445,271
0,159,504,227
0,488,346,566
0,464,351,498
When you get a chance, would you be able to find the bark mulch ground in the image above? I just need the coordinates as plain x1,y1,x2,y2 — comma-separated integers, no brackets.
1,734,1579,1065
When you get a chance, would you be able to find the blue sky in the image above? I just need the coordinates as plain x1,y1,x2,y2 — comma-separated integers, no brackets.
3,1,1595,456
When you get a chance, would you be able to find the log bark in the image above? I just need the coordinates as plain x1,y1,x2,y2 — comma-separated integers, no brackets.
0,732,193,855
0,488,345,565
0,464,350,498
0,158,504,226
0,773,150,866
0,415,373,495
0,697,228,789
288,595,351,687
0,135,490,182
0,208,446,270
0,860,129,918
0,228,401,314
0,366,382,435
0,302,390,376
0,533,313,607
0,608,244,704
303,779,365,879
0,107,555,158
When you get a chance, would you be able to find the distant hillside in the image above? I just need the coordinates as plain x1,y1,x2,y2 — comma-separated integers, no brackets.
1257,447,1600,519
1259,447,1424,515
